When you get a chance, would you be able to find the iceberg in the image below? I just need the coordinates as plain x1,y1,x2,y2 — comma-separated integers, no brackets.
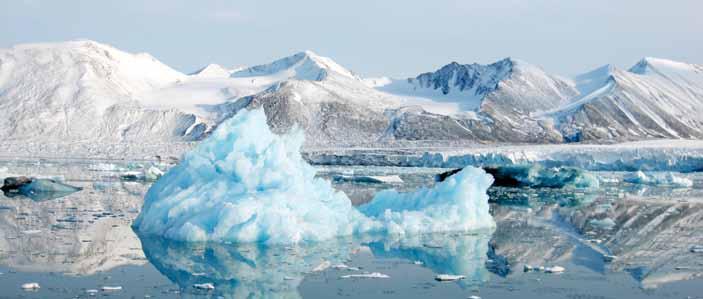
436,165,599,189
624,171,693,188
134,109,494,244
1,176,82,200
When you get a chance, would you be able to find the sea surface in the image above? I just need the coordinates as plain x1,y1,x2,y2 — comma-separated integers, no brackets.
1,159,703,298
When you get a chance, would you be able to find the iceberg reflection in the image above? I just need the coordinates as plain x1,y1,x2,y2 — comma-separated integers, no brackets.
138,230,494,298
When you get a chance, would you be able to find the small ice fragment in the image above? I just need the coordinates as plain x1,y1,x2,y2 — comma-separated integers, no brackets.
120,171,145,181
21,229,41,234
544,266,565,273
435,274,466,281
603,255,617,262
523,265,534,272
333,264,360,271
341,272,390,279
283,276,296,281
193,283,215,290
312,260,331,272
192,272,207,276
101,286,122,291
332,175,403,184
468,296,482,299
21,282,40,290
86,289,99,296
423,243,443,249
145,166,165,181
690,245,703,253
413,260,424,265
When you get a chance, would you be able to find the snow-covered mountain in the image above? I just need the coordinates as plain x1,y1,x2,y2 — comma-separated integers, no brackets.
550,58,703,141
189,63,233,78
0,40,205,142
372,58,578,143
2,40,702,151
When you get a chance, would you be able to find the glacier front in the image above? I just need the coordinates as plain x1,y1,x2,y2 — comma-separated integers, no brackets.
133,109,495,244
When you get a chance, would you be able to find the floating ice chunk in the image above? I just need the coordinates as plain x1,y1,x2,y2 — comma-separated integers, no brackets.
358,167,495,236
101,286,122,291
690,245,703,253
21,229,41,235
145,166,165,181
135,109,494,244
436,165,598,189
603,255,617,262
624,171,693,188
20,282,40,290
2,176,82,200
86,289,99,296
340,272,389,279
134,109,366,244
435,274,465,281
544,266,565,273
193,283,215,290
484,165,598,188
333,264,360,271
312,260,332,272
333,175,403,184
468,296,482,299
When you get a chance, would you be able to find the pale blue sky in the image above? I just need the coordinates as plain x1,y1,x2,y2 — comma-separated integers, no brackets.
2,0,701,78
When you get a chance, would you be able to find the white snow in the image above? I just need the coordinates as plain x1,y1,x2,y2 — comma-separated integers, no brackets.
190,64,233,78
134,109,495,244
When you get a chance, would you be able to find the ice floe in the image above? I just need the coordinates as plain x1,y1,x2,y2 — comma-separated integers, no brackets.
624,171,693,188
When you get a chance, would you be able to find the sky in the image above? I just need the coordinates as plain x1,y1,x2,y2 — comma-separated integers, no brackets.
1,0,701,78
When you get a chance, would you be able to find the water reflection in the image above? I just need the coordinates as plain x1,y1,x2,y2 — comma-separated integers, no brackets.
139,230,493,298
2,161,703,298
0,179,147,275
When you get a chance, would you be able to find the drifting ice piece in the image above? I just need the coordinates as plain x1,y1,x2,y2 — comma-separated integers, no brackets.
624,171,693,188
2,176,82,200
340,272,389,279
435,274,465,281
332,175,403,184
134,109,495,244
436,165,598,189
20,282,40,290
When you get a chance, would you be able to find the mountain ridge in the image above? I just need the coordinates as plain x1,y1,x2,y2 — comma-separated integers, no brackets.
2,40,702,148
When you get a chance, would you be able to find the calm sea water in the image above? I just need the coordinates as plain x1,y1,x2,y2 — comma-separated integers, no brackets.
1,159,703,298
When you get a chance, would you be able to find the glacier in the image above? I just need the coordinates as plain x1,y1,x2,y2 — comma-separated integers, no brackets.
133,109,495,244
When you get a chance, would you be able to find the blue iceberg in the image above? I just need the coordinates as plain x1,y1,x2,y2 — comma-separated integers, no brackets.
134,109,495,244
623,171,693,188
